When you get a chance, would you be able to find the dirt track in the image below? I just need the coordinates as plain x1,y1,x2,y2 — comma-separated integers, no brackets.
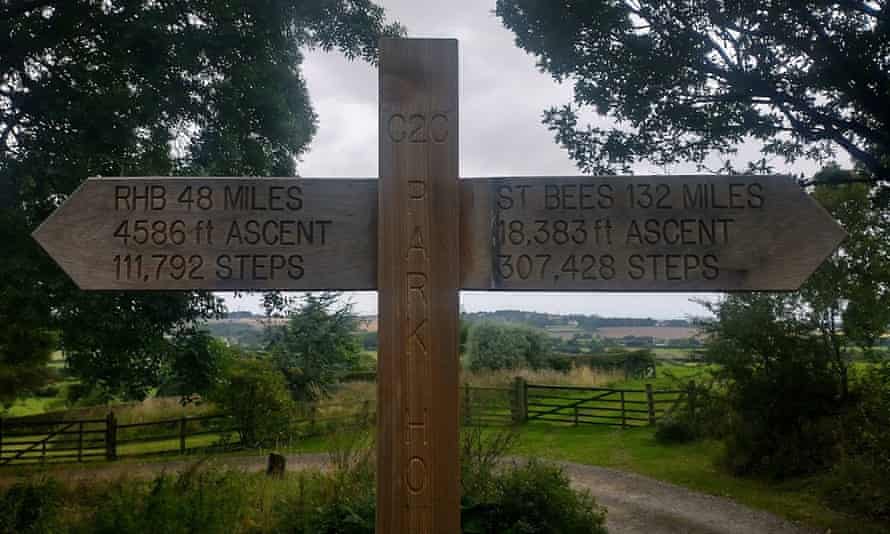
0,454,815,534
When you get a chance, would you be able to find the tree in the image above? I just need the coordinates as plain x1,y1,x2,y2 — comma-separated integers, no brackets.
496,1,890,179
466,322,551,371
808,166,890,357
0,1,401,399
162,328,236,403
268,292,360,400
796,165,890,400
210,357,296,448
701,293,844,478
696,165,890,477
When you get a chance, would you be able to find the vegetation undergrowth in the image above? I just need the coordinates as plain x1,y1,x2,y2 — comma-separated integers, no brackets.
0,427,607,534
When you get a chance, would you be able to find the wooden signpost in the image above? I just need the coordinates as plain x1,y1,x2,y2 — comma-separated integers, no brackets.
33,38,845,534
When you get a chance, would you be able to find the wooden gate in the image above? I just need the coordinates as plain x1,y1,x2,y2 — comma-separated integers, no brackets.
0,416,109,465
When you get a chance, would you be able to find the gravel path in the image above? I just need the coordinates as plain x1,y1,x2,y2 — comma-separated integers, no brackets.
0,454,815,534
554,461,816,534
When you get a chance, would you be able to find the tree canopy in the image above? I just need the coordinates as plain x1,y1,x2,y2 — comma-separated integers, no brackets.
268,292,360,400
465,321,551,371
496,1,890,178
0,1,400,400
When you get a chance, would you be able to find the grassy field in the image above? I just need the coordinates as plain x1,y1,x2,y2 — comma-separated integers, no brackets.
651,346,705,360
4,363,884,533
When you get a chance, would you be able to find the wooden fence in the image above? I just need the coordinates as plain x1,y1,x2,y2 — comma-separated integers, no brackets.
0,412,239,466
462,378,689,427
0,400,375,467
0,382,689,466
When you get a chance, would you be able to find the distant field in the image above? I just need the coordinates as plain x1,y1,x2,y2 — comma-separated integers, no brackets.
651,347,704,360
595,326,699,339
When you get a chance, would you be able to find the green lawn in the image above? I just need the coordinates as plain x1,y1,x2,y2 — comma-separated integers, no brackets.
5,396,60,417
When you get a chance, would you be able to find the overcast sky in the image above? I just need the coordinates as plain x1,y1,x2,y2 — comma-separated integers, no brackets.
224,0,835,319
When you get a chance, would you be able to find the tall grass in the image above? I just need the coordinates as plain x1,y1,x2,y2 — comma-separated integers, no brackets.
462,366,624,388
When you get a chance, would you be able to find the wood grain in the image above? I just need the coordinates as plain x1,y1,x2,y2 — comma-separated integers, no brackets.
32,177,377,290
460,175,846,291
34,174,845,293
377,38,461,534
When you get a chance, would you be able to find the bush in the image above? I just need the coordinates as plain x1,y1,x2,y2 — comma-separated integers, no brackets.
703,295,847,479
463,459,608,534
360,331,378,351
822,456,890,521
460,426,607,534
209,358,297,448
466,322,550,371
89,469,251,534
460,425,519,501
545,349,655,378
821,363,890,520
654,415,697,444
654,380,726,445
0,478,63,534
0,451,608,534
33,384,61,398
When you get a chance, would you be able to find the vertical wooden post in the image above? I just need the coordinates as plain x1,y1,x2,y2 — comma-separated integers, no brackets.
309,404,317,435
620,391,627,428
688,380,698,420
179,417,187,454
42,440,46,463
362,400,371,427
0,417,4,463
463,383,472,426
106,412,117,461
78,421,84,462
573,406,579,426
512,377,528,424
378,38,460,534
645,384,656,425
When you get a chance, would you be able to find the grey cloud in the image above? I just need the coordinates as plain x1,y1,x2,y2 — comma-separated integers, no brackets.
223,0,827,318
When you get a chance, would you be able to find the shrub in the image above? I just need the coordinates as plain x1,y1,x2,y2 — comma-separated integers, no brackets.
460,425,519,501
361,331,378,351
209,358,297,448
463,459,608,534
655,380,726,445
33,384,61,398
459,426,606,534
89,468,251,534
821,363,890,520
654,415,697,444
0,478,63,534
703,294,847,478
545,349,655,378
466,322,551,371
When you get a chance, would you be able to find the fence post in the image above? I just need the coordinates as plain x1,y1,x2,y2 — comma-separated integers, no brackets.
42,440,47,463
645,384,656,425
573,406,579,426
511,377,528,425
620,391,627,428
105,412,117,461
688,380,697,419
78,421,84,462
309,404,318,435
361,400,371,426
0,417,4,463
463,383,472,425
179,417,187,454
